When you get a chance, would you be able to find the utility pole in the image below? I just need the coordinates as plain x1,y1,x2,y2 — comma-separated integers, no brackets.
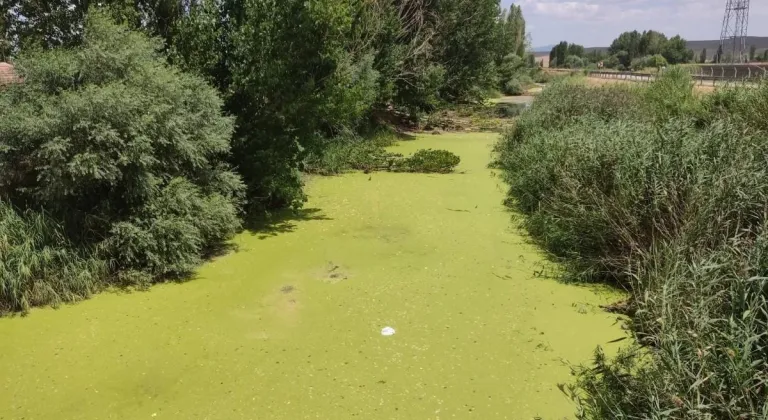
719,0,750,63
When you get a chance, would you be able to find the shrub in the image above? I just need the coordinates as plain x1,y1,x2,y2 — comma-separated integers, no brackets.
502,79,524,95
0,12,242,309
496,103,525,118
0,202,107,313
104,178,241,276
395,149,461,173
304,132,460,175
496,70,768,418
564,55,585,69
630,56,647,71
174,0,382,212
532,71,553,83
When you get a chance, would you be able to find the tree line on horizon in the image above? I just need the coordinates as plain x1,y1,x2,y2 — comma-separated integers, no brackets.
548,29,768,70
549,30,694,71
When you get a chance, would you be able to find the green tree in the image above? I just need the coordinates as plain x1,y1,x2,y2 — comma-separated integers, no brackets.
609,31,642,63
3,0,189,51
526,52,536,68
434,0,499,101
363,0,444,113
638,30,667,56
649,54,667,69
750,44,757,61
549,41,583,68
497,53,524,82
567,44,585,58
0,11,243,276
630,56,646,71
662,35,689,64
604,54,620,69
564,55,584,69
495,5,526,63
0,3,11,59
230,0,380,209
585,49,607,64
549,42,567,68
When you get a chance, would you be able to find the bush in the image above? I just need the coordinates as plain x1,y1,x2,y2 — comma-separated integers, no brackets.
532,71,553,83
496,70,768,418
564,55,585,69
630,56,647,71
502,78,524,95
104,178,241,276
495,103,525,118
0,12,242,309
395,149,461,173
304,133,460,175
0,202,107,313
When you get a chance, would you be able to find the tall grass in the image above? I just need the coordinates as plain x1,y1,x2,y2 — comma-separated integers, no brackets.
0,202,107,313
497,71,768,418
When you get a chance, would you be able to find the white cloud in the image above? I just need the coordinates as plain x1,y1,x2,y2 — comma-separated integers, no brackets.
530,1,600,19
505,0,768,46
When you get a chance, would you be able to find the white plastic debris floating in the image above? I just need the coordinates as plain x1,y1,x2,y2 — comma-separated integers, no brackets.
380,326,396,336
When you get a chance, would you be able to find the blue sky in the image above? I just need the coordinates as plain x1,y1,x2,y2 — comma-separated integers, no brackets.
503,0,768,47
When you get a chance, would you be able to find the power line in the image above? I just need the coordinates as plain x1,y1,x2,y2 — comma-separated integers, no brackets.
719,0,750,63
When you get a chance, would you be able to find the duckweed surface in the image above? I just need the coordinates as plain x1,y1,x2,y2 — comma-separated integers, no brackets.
0,133,625,420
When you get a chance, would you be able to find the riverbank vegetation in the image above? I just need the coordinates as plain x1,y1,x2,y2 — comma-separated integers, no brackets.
0,1,531,313
496,70,768,418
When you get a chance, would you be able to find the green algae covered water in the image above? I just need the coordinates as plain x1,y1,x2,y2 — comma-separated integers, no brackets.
0,133,625,420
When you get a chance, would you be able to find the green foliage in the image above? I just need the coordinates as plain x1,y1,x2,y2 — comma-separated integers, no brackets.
495,102,525,118
3,0,192,53
0,0,517,312
699,47,707,63
502,79,524,96
497,54,525,83
496,68,768,419
606,30,690,69
662,35,690,64
648,53,667,68
549,41,585,68
395,149,461,173
603,54,620,69
496,5,526,62
497,52,537,95
171,0,509,209
0,12,242,309
630,54,667,71
564,55,585,69
630,56,645,71
104,178,241,276
532,71,553,83
435,0,500,102
224,0,379,210
0,202,107,313
304,133,460,175
303,131,398,175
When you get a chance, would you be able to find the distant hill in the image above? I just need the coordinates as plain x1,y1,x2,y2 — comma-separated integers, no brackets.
531,44,556,53
579,36,768,59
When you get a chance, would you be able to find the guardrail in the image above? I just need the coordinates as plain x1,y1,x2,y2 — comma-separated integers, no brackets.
587,65,768,87
589,70,656,83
